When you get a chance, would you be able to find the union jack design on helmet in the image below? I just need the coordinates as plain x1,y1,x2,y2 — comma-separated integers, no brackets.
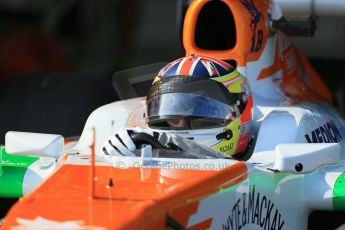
158,55,234,78
148,54,253,157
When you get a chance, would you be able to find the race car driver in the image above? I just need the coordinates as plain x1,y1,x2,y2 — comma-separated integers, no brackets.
102,54,253,159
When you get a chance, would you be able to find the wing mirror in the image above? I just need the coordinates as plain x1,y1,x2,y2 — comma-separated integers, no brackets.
5,131,64,159
273,143,341,173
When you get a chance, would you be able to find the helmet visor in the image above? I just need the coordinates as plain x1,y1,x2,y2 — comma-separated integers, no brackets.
147,92,237,129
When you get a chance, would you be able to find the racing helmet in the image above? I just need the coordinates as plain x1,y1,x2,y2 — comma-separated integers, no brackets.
146,55,253,157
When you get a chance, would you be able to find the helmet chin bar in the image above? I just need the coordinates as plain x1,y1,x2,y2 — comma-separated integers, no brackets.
150,126,230,150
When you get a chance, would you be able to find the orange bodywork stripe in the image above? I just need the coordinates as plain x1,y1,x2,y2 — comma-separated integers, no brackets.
165,161,247,228
257,40,333,104
257,40,281,80
2,160,247,229
279,48,333,104
169,202,200,227
296,50,333,103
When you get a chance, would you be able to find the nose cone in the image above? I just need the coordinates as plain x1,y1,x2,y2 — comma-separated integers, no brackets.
2,159,247,229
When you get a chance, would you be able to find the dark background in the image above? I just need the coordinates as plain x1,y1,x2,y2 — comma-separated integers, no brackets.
0,0,343,143
0,0,185,143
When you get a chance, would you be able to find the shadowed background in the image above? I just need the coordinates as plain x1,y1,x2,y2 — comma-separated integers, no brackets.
0,0,343,142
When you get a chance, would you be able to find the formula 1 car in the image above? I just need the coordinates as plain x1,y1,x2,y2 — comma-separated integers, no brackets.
1,0,345,229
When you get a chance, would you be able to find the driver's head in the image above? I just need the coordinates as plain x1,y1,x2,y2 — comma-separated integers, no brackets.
146,55,253,157
167,118,189,129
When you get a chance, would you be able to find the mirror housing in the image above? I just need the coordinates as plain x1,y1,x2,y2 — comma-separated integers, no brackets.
5,131,64,159
273,143,341,173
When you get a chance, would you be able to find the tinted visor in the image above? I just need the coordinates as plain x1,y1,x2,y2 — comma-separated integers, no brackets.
147,76,240,105
147,92,238,129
